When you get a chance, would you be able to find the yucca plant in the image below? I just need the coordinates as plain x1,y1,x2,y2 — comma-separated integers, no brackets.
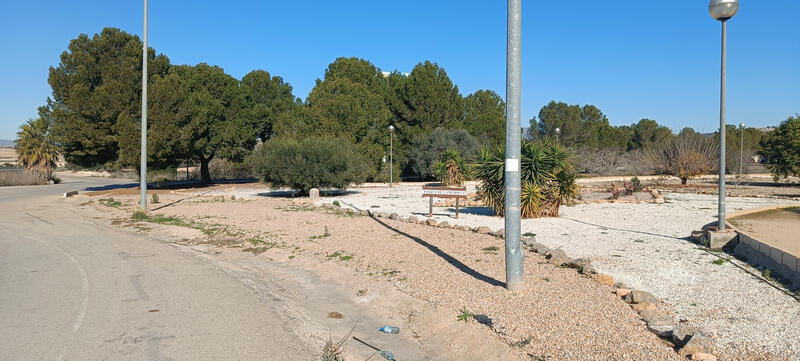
432,148,468,186
473,139,578,218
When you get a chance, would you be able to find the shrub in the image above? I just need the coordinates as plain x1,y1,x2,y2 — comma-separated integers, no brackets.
249,137,368,194
473,139,579,218
208,158,253,180
760,115,800,180
652,134,718,184
407,128,480,180
432,149,468,186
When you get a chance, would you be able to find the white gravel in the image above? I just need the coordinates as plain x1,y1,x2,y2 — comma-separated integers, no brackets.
206,184,800,359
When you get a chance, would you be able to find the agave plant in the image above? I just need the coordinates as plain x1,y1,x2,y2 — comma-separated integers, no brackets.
473,139,578,218
432,148,468,186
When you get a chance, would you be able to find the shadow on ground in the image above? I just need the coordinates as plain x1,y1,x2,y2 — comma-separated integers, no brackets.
369,216,505,288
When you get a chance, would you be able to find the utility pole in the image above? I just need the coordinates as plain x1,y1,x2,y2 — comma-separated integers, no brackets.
139,0,149,210
504,0,523,292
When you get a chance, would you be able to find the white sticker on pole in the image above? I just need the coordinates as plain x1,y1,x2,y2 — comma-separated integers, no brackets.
505,158,519,172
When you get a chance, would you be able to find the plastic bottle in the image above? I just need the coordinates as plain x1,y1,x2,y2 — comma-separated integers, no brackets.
379,350,395,360
378,326,399,334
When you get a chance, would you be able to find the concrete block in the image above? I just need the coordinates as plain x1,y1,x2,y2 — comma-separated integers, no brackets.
782,253,798,273
759,241,770,255
769,247,783,265
63,190,78,197
309,188,320,203
705,229,737,250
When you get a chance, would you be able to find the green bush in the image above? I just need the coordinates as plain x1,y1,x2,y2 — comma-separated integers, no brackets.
407,128,480,180
249,137,368,194
473,139,578,218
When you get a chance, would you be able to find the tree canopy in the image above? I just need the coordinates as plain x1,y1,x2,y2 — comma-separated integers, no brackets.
760,115,800,180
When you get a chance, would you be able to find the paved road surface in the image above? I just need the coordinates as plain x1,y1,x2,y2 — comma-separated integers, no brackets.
0,176,432,360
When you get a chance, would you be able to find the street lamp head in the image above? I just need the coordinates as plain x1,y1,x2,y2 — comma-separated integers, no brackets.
709,0,739,21
555,127,560,133
388,125,395,132
739,123,746,129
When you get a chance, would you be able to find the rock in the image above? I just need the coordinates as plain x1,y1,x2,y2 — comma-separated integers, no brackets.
614,281,628,289
426,218,438,227
631,302,656,312
654,196,665,204
476,226,491,234
569,258,596,274
647,319,674,338
359,210,370,216
456,225,470,231
672,323,695,348
545,248,570,266
691,352,717,361
593,274,615,286
678,331,713,358
521,236,537,247
438,221,450,228
490,229,504,238
390,213,400,220
623,290,658,304
407,216,419,223
529,242,550,254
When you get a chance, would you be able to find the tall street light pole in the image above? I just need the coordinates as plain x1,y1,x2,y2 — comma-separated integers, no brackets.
555,127,560,143
504,0,523,292
709,0,738,230
139,0,149,210
388,125,394,188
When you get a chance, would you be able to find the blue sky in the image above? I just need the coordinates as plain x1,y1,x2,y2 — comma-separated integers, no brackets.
1,1,798,140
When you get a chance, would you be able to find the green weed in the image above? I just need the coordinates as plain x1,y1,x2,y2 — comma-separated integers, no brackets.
457,307,473,322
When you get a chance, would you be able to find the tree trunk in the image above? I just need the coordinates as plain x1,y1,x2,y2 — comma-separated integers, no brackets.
200,156,212,184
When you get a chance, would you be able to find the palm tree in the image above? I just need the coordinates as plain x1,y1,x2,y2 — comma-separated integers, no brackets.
16,117,59,181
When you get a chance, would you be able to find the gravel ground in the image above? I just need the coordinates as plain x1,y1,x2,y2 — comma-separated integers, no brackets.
204,184,800,360
98,191,688,360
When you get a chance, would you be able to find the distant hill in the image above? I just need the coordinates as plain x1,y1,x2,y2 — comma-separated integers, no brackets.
0,139,14,147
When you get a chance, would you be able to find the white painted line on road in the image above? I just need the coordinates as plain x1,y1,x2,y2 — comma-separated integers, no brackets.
6,230,89,349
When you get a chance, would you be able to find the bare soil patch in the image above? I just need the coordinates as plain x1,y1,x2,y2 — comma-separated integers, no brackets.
730,207,800,258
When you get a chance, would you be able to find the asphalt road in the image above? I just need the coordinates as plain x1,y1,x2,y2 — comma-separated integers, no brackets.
0,176,422,360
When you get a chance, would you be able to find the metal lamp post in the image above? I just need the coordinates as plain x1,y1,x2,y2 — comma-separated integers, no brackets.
709,0,738,230
388,125,394,188
139,0,149,210
555,127,561,143
504,0,523,292
739,123,745,177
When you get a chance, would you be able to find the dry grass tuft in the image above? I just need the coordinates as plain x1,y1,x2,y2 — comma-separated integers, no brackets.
321,325,355,361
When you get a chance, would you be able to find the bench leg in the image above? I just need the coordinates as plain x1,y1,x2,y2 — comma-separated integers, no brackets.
455,198,459,219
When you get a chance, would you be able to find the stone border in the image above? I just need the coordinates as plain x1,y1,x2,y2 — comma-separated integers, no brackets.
309,199,718,360
726,205,800,288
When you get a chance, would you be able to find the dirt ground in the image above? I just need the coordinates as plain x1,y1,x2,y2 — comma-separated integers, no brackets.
79,189,687,361
730,207,800,258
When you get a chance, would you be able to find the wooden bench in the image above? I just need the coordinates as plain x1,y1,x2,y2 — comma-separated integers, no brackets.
422,186,468,218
